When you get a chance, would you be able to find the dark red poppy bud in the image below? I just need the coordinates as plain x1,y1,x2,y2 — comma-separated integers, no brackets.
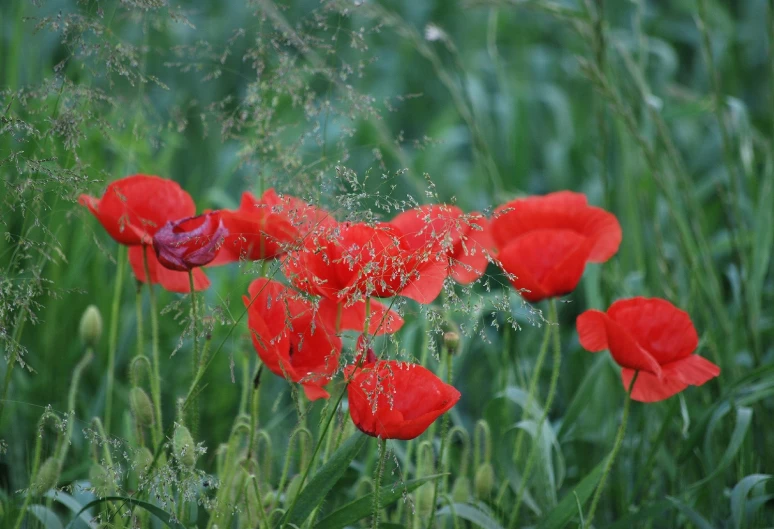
152,212,228,271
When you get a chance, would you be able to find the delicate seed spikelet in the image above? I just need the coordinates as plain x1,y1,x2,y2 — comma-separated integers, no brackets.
89,464,115,496
474,462,495,499
173,425,196,468
79,305,103,348
443,331,460,354
134,447,154,476
284,474,304,505
129,387,155,427
32,457,60,494
451,476,472,503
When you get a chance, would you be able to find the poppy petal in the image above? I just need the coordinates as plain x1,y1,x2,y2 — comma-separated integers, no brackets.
576,309,608,352
662,354,720,386
397,256,448,304
602,314,663,377
498,229,589,302
607,297,698,365
302,384,330,401
129,246,210,293
581,207,622,263
82,175,195,246
621,368,688,403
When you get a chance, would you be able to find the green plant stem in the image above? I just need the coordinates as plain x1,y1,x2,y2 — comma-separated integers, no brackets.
188,269,199,437
142,248,163,447
281,297,372,528
104,245,126,435
372,438,388,529
583,371,639,529
495,311,553,507
427,347,454,529
57,349,94,464
509,299,562,528
0,309,28,426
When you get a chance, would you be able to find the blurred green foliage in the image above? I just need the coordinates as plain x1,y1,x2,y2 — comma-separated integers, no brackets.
1,0,773,527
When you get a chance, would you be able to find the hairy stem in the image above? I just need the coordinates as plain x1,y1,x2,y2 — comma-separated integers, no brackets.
372,438,388,529
104,245,125,435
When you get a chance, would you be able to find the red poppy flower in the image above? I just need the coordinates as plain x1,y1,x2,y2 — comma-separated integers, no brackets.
260,188,337,236
491,191,622,302
577,297,720,402
284,222,448,305
345,359,461,440
152,212,228,271
209,190,317,265
79,174,195,246
391,205,495,284
244,278,342,400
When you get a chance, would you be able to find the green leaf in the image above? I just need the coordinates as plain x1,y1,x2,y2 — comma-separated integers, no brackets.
606,500,672,529
730,474,771,529
536,458,604,529
64,497,185,529
45,490,98,529
313,475,441,529
28,504,65,529
435,503,504,529
558,354,606,440
282,431,368,527
666,496,714,529
689,407,753,490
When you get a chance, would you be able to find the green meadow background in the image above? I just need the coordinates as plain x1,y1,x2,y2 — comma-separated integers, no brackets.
1,0,773,527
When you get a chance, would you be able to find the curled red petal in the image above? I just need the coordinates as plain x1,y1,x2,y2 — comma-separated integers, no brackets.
318,298,404,335
129,245,210,293
603,313,663,377
347,361,461,440
576,309,608,352
607,297,698,365
661,354,720,386
81,174,195,246
450,214,494,284
622,368,688,403
498,229,590,302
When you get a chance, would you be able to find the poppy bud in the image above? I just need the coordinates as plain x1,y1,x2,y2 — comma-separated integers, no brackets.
284,474,304,504
173,425,197,468
443,331,460,354
474,462,495,499
89,464,115,496
129,387,155,427
415,483,435,519
451,476,471,503
79,305,103,348
32,457,60,494
134,446,154,476
152,212,228,271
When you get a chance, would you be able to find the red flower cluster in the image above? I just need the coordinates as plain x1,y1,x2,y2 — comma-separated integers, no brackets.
82,175,719,439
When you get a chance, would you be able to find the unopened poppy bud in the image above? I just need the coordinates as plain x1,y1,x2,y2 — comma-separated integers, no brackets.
134,447,153,476
415,484,435,519
285,474,304,504
32,457,60,494
173,425,197,468
79,305,103,348
451,476,471,503
129,387,155,427
443,331,460,354
474,462,495,499
89,464,115,496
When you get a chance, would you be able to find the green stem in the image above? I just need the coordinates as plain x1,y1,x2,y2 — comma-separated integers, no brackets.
188,269,200,437
495,310,553,507
0,309,28,426
427,346,454,529
142,247,163,447
57,349,94,465
372,438,388,529
583,371,639,529
510,299,562,527
104,245,126,435
281,298,371,528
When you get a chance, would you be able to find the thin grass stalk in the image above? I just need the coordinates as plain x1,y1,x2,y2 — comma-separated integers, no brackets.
141,248,163,448
583,371,640,528
509,300,561,528
426,345,454,529
372,438,388,529
104,245,126,435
